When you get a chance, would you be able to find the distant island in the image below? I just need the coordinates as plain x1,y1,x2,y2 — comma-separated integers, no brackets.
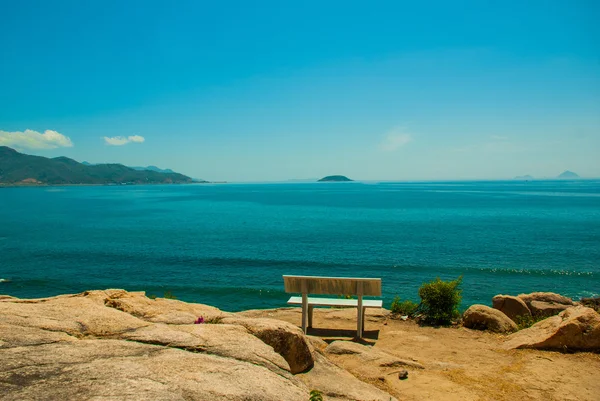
514,175,534,180
318,175,353,182
557,170,580,179
0,146,193,186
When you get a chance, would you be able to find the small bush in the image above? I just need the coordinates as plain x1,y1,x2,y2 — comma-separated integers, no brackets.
390,296,419,316
163,291,177,300
418,276,462,326
309,390,323,401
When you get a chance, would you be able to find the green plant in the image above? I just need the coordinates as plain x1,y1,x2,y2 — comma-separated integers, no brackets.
418,276,462,326
514,314,546,330
148,294,157,300
163,291,177,300
309,390,323,401
390,296,419,316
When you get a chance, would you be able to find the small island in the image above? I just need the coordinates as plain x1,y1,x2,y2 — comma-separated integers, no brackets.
557,170,580,179
318,175,353,182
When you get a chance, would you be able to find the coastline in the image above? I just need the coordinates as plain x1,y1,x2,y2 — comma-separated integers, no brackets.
0,181,218,188
1,289,598,400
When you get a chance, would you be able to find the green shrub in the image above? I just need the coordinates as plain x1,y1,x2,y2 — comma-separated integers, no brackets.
163,291,177,300
390,296,419,316
309,390,323,401
418,276,462,325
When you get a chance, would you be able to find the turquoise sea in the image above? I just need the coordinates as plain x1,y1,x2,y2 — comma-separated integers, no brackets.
1,181,599,311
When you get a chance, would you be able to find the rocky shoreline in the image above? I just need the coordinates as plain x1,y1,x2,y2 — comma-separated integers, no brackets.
1,290,598,400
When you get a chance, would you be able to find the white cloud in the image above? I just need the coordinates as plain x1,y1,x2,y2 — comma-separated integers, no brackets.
379,127,413,151
0,129,74,150
103,135,146,146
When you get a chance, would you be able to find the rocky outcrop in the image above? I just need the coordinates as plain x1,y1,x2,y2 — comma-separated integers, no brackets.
119,323,294,375
504,306,600,351
101,289,229,324
463,305,518,333
492,295,531,322
518,292,575,318
1,340,308,401
581,297,600,312
222,316,314,374
3,290,385,400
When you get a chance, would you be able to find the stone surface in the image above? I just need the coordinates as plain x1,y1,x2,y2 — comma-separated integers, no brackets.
298,352,399,401
120,323,293,375
581,297,600,312
0,293,150,337
504,306,600,351
102,290,229,324
325,340,424,369
528,300,571,318
222,316,314,374
518,292,574,318
492,295,531,322
0,340,309,401
462,304,518,333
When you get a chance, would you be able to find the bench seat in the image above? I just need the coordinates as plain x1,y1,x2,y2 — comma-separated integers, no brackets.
287,296,382,308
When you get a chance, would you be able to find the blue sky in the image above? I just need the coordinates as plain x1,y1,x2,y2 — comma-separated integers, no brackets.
0,0,599,181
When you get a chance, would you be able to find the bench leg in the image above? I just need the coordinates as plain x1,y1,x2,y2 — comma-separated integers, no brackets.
301,293,308,334
357,295,363,338
362,307,366,333
308,305,314,328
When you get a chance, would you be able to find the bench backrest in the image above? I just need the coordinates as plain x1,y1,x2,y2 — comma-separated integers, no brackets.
283,275,381,296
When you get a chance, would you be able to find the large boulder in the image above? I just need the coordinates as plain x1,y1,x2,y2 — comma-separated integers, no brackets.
222,316,314,374
518,292,574,318
463,305,518,333
504,306,600,351
492,295,531,322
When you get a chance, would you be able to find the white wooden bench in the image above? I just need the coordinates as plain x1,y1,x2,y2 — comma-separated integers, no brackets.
283,275,382,338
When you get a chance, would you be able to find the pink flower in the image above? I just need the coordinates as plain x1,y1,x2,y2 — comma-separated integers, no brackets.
194,316,205,324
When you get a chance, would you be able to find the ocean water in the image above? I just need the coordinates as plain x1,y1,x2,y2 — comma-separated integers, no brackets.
1,181,599,311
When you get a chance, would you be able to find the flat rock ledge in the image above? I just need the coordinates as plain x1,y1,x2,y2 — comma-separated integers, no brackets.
0,289,395,401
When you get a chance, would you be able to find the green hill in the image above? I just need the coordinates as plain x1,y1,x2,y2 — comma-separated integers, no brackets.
0,146,193,185
318,175,353,182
